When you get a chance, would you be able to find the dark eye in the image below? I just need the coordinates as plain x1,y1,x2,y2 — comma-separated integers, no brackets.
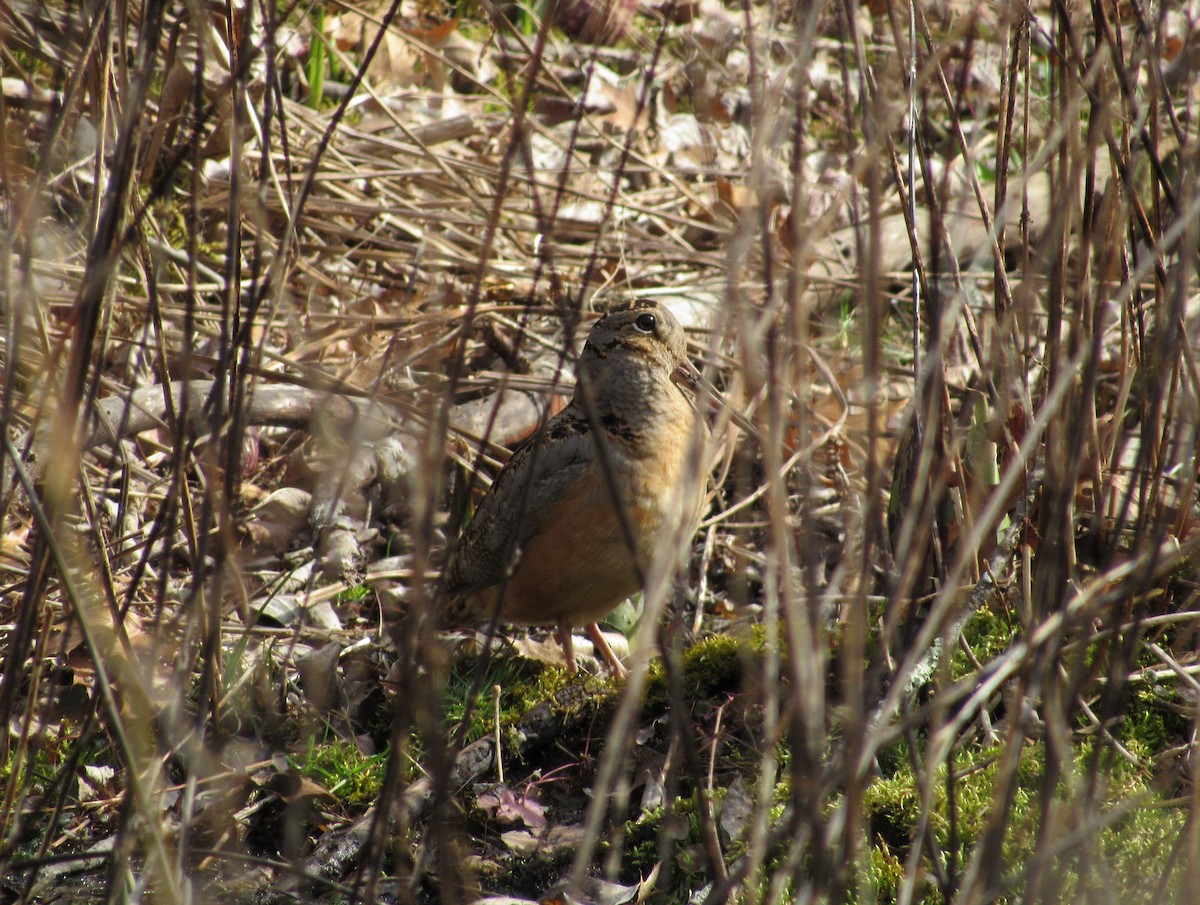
634,312,657,333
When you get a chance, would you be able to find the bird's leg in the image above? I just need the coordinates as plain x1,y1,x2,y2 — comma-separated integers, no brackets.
556,618,578,674
587,622,628,677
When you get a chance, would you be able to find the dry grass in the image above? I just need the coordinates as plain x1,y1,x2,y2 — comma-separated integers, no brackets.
1,0,1199,902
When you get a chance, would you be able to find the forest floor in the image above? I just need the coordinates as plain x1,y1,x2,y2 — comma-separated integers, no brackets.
1,0,1199,902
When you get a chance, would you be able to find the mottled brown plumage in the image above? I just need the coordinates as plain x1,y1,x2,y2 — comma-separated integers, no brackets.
444,300,703,673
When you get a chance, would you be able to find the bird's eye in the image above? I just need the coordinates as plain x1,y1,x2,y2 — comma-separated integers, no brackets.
634,312,657,333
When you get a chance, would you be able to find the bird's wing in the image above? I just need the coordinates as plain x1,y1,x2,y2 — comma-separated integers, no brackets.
445,412,598,596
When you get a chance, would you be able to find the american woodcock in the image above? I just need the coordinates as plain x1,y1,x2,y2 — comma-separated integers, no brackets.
444,299,705,673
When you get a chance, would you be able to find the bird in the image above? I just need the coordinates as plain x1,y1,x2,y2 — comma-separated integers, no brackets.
443,299,704,674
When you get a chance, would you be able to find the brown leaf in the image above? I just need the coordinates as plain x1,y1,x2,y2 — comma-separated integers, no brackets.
403,17,459,46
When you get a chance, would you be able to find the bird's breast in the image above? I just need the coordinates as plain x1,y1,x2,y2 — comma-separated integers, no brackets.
609,395,699,534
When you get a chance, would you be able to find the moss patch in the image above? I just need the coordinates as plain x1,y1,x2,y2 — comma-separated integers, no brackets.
291,739,386,806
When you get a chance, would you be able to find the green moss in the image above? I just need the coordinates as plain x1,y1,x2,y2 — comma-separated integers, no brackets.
335,583,370,604
291,738,386,806
860,840,909,901
951,607,1018,679
623,805,667,871
863,766,923,836
644,631,750,710
453,4,491,38
0,726,100,804
1119,664,1193,758
1090,798,1187,901
620,795,707,893
856,733,1187,903
472,843,573,893
442,652,550,742
487,70,534,113
682,631,746,686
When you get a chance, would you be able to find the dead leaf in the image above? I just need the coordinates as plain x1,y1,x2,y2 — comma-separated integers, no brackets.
475,783,548,829
717,776,753,847
240,487,312,555
402,17,459,46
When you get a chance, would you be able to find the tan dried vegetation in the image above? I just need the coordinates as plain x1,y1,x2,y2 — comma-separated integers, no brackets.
1,0,1199,902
